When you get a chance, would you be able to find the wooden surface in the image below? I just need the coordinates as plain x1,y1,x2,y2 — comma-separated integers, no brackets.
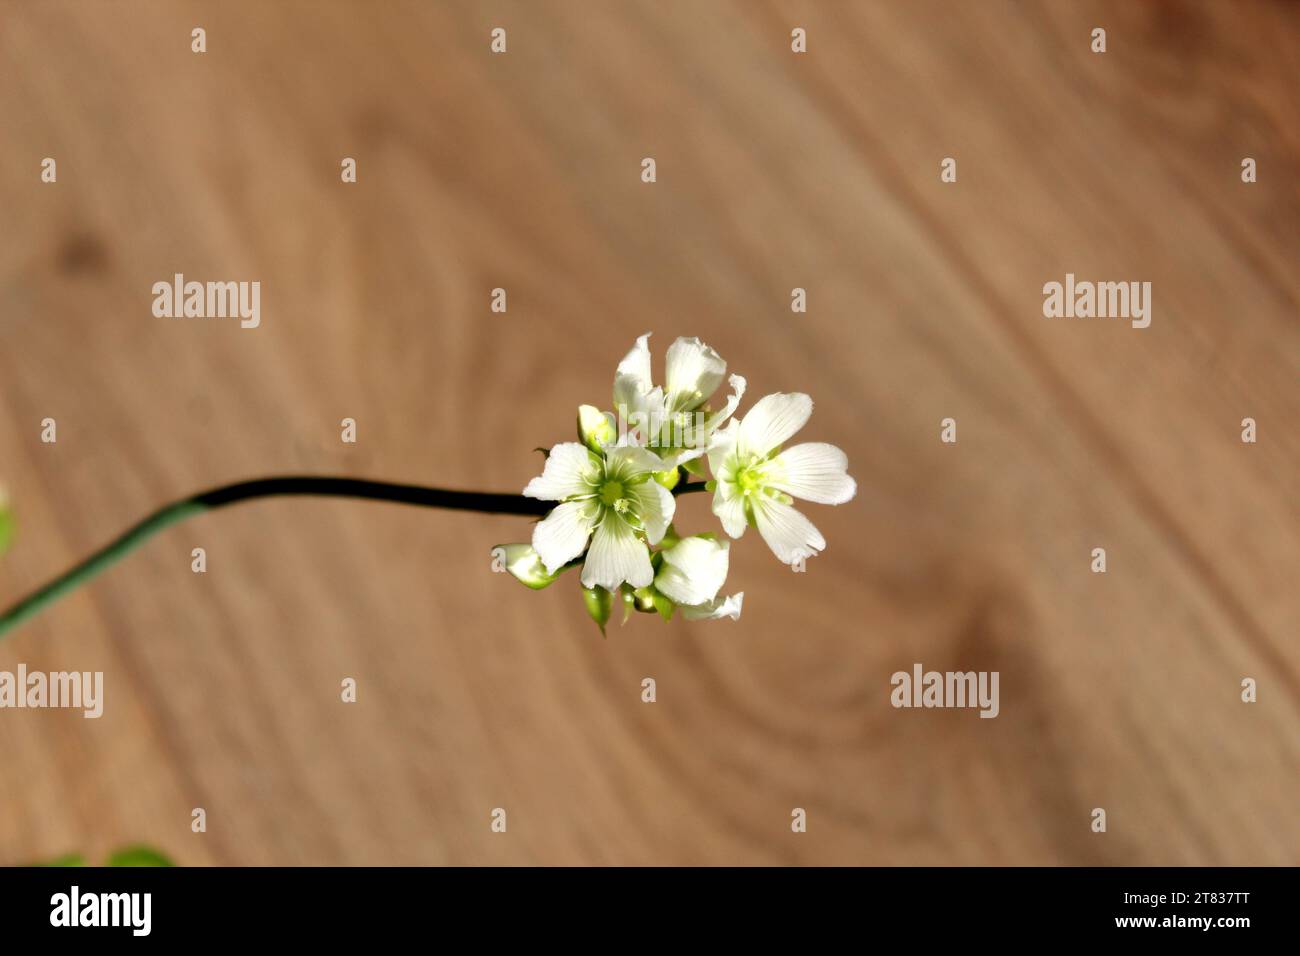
0,0,1296,865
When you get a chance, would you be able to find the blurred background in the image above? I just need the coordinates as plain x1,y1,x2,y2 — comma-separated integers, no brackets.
0,0,1296,865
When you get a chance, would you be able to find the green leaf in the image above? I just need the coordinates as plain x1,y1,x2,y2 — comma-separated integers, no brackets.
32,845,175,867
106,846,174,867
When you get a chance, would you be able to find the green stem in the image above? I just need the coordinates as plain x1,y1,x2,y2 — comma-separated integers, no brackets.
0,475,711,641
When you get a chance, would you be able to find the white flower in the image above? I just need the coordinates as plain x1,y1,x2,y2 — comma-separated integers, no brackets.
611,333,746,467
523,442,675,591
707,393,856,565
654,535,728,605
654,534,743,622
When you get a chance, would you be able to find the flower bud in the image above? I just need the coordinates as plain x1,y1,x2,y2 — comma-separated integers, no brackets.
632,585,675,620
581,585,614,634
653,467,680,491
493,543,560,590
577,405,616,451
619,585,636,624
632,587,657,613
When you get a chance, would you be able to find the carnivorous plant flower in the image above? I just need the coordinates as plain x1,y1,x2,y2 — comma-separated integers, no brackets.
653,534,744,622
523,443,675,591
598,333,746,469
707,392,856,566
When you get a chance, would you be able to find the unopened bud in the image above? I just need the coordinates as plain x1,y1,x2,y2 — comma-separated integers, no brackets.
581,585,614,634
577,405,616,451
494,543,560,590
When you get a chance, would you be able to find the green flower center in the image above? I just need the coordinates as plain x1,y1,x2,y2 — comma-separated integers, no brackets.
599,480,626,507
736,463,766,495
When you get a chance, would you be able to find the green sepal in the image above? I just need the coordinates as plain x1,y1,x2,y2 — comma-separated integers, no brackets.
681,457,707,478
652,590,675,621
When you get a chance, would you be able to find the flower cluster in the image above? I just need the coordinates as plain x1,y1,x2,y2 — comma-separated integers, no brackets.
495,334,856,631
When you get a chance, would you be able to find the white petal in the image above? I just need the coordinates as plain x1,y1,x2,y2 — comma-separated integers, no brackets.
605,443,666,480
738,392,812,457
711,483,749,539
681,592,744,622
628,480,675,545
704,373,746,434
612,333,653,412
581,512,654,590
767,442,857,505
655,536,729,606
522,443,599,500
706,419,739,475
664,337,726,411
532,500,598,573
614,376,654,430
751,496,825,565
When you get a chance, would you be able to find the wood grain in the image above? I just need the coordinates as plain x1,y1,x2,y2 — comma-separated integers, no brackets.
0,0,1296,865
